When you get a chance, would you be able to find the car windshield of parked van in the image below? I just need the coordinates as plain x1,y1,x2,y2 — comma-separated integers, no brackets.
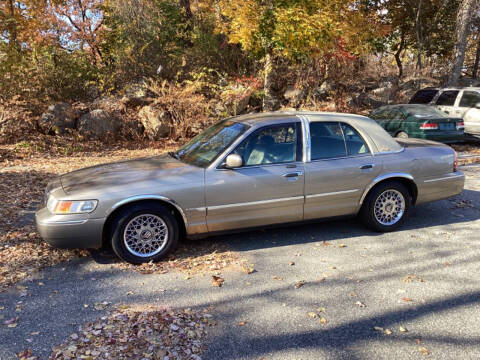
406,105,448,118
173,120,249,168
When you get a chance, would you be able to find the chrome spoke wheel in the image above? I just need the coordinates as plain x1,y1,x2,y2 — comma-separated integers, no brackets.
123,214,168,258
374,189,405,226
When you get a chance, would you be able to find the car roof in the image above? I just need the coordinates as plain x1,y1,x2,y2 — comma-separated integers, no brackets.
230,111,370,125
416,87,480,91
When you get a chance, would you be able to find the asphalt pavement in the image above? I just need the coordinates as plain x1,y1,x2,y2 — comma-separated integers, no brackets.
1,164,480,360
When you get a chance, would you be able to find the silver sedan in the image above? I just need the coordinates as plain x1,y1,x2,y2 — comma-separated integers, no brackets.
36,112,465,263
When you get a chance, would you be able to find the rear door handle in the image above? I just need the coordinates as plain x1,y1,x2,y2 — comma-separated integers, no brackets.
360,164,374,170
282,171,303,178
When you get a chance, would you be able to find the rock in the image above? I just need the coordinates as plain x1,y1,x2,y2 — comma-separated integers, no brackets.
138,105,172,140
78,109,120,138
313,82,333,101
122,81,154,108
91,97,125,114
38,103,77,135
220,84,252,115
284,86,305,105
353,93,386,109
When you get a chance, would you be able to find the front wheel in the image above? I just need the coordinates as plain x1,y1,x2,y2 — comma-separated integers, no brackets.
110,202,179,264
360,181,411,232
395,131,409,139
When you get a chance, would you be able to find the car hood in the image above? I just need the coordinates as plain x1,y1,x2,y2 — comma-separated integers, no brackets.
60,154,196,194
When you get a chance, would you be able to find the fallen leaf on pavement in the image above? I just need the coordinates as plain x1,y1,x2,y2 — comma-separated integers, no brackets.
308,312,318,319
355,301,366,308
241,263,255,274
384,329,392,335
288,261,295,266
403,274,424,283
272,276,283,281
319,317,328,324
338,244,346,248
374,326,384,331
211,275,224,287
402,297,413,302
294,280,305,289
238,321,247,326
399,326,408,332
418,346,430,356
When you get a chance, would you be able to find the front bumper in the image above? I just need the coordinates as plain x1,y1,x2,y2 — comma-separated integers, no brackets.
35,207,104,249
416,171,465,204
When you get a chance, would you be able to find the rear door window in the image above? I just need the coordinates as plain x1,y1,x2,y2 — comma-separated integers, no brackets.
435,91,459,106
459,91,480,108
409,89,438,104
340,124,370,156
310,122,347,160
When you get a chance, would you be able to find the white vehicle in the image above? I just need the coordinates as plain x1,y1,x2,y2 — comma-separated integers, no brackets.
409,87,480,135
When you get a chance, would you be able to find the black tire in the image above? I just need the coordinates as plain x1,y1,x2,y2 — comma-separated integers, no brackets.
395,131,409,139
110,202,179,264
360,181,412,232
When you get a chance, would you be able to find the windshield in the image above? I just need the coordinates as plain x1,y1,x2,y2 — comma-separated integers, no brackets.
174,120,249,167
406,105,448,118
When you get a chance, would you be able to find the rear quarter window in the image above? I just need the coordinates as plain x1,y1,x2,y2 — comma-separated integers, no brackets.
435,90,459,106
459,91,480,107
409,89,438,104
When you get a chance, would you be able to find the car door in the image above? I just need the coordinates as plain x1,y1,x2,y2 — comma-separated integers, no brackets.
458,90,480,135
204,120,305,232
304,120,380,220
435,90,460,116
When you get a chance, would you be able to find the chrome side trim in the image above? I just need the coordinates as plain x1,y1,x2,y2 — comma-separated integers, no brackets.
207,196,304,211
107,195,189,227
306,189,360,199
424,173,465,183
38,219,88,225
359,173,415,205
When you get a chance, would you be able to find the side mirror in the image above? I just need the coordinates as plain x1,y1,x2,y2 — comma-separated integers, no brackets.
224,154,243,169
475,102,480,109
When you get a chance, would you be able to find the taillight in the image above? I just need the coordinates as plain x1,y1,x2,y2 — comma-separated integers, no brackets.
453,151,458,172
420,122,439,130
457,121,464,129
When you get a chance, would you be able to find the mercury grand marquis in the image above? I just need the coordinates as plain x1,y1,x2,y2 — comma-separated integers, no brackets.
36,112,465,264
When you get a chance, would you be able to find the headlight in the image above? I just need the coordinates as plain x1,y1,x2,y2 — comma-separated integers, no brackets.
47,196,98,214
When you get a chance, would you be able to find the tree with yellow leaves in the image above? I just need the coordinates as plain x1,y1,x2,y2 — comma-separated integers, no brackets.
216,0,382,109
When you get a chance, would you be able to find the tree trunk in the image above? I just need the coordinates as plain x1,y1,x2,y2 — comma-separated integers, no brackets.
7,0,18,48
394,30,406,78
263,48,276,111
447,0,477,86
473,37,480,79
414,0,423,87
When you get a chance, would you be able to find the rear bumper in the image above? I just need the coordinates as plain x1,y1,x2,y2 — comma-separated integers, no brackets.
416,171,465,204
420,132,465,143
35,207,104,249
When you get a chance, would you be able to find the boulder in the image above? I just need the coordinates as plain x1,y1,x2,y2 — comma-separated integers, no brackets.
138,105,172,140
283,86,305,105
78,109,120,138
220,84,252,115
352,93,386,109
38,103,77,135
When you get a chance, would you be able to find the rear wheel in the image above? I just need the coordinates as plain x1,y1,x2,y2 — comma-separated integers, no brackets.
110,203,178,264
360,181,411,232
395,131,409,139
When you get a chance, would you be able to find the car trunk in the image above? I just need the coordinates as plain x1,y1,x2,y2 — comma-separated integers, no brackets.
416,117,463,132
395,138,448,148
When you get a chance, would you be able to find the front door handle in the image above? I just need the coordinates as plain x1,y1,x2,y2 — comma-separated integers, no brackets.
282,171,303,178
360,164,374,170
